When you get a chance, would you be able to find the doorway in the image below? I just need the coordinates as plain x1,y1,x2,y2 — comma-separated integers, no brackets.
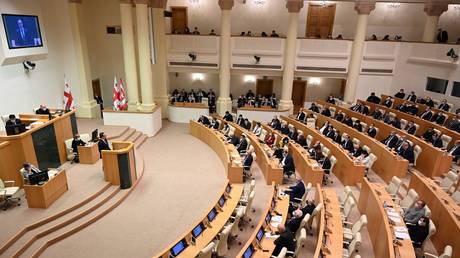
256,79,274,98
306,3,336,38
92,79,101,100
292,80,306,113
171,7,188,33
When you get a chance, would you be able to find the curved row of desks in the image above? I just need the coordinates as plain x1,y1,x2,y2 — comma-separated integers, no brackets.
304,109,409,182
189,120,243,183
358,99,460,149
409,172,460,258
258,122,324,186
155,182,243,258
358,178,416,258
381,94,457,122
281,116,366,186
316,100,452,178
213,116,284,185
236,185,290,257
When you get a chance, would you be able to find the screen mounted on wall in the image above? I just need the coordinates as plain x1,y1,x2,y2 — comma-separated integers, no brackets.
2,14,43,49
425,77,448,95
451,81,460,98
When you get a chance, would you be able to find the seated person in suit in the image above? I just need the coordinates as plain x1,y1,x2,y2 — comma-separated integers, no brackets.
280,122,290,135
350,144,363,158
393,136,407,152
309,103,319,113
404,200,426,224
236,135,248,153
35,104,51,115
289,200,316,218
405,121,417,135
223,111,233,122
422,128,435,142
355,150,371,169
319,121,330,135
288,126,298,140
71,134,86,163
197,115,210,126
366,124,377,138
371,109,384,120
236,114,244,126
242,118,251,130
406,104,419,115
333,130,342,143
397,142,415,163
448,140,460,162
252,122,262,136
221,123,230,136
424,97,434,108
5,114,24,130
446,116,460,132
285,209,303,233
321,107,331,117
264,132,276,147
406,91,417,102
210,117,220,130
326,95,336,104
308,141,322,159
296,108,306,121
325,127,336,139
381,131,399,149
438,99,450,111
395,103,407,113
97,132,111,157
269,116,281,130
343,116,353,127
242,149,254,176
334,110,344,122
394,89,405,99
295,131,307,147
284,179,306,202
431,111,446,125
391,118,401,129
341,135,354,152
281,148,295,176
366,92,381,104
382,97,394,108
353,120,363,132
431,133,443,148
407,216,430,248
21,162,40,182
272,225,296,257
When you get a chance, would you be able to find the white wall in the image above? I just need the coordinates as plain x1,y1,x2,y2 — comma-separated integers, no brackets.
0,0,80,129
304,78,344,102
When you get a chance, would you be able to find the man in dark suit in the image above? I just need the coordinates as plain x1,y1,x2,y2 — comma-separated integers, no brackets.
198,115,210,125
406,91,417,102
394,89,405,99
280,123,290,135
272,225,296,256
382,131,399,149
210,118,220,130
341,135,354,152
372,109,384,120
366,92,381,104
438,99,450,111
405,121,417,135
71,134,86,163
242,118,251,130
296,134,307,147
223,111,233,122
447,116,460,132
98,132,111,157
351,145,363,157
398,142,415,163
334,111,344,122
296,108,306,121
420,108,433,121
422,128,435,142
282,148,295,176
12,19,34,47
5,114,23,129
424,97,434,108
321,108,332,117
383,97,394,108
344,116,353,127
285,209,303,233
285,179,306,201
326,95,336,104
396,103,408,113
325,127,336,139
353,120,363,132
236,114,244,126
236,135,248,153
242,149,254,173
309,103,320,113
407,104,419,115
448,140,460,162
36,105,51,115
5,114,25,135
431,133,443,148
392,118,401,129
431,112,446,125
366,124,377,138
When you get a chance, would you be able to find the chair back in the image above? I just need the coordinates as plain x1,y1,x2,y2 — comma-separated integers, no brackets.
362,145,371,154
296,214,310,239
440,245,453,258
275,247,287,258
0,179,5,190
413,145,422,165
352,215,368,235
440,171,458,192
196,242,215,258
385,176,402,195
259,129,267,141
307,203,323,228
244,191,255,216
400,119,408,130
338,186,353,206
441,135,452,149
306,118,316,128
231,207,244,236
367,154,377,169
216,224,232,256
343,198,356,220
451,190,460,204
294,228,307,257
329,156,337,173
425,205,432,218
306,135,313,148
422,220,437,249
433,128,441,136
321,147,330,157
374,127,379,136
348,232,362,254
352,138,360,146
401,189,419,210
360,122,368,132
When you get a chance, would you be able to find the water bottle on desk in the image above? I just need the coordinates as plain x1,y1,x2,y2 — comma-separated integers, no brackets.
383,201,388,209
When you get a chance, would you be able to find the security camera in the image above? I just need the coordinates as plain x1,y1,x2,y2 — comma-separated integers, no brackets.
23,61,36,72
254,55,261,64
188,53,197,61
447,48,458,61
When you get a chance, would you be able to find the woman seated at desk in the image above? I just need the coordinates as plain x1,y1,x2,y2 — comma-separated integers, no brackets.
407,216,430,248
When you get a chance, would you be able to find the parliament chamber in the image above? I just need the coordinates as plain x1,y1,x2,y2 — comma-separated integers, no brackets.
1,0,460,257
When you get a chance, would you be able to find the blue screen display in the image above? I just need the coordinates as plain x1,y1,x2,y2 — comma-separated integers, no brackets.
207,208,217,222
192,223,204,238
2,14,43,49
243,245,254,258
218,196,225,207
265,213,271,225
256,228,264,242
171,239,187,256
226,184,232,193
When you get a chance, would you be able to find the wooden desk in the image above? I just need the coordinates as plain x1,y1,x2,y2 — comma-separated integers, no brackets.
409,172,460,258
313,184,326,257
358,178,416,258
23,170,68,208
316,100,452,178
314,188,343,257
102,141,137,189
237,188,290,257
304,109,409,182
173,102,208,108
358,99,460,149
156,183,243,258
214,116,283,185
282,116,366,186
77,144,100,164
259,123,324,186
190,120,243,183
0,110,77,187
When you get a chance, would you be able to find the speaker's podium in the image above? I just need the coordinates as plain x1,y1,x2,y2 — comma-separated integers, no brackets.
101,142,137,189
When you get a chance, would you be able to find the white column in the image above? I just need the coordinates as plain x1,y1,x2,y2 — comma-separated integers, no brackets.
68,0,99,118
151,0,169,117
422,2,448,43
279,0,304,114
343,1,375,104
120,0,140,110
134,0,155,111
216,0,234,116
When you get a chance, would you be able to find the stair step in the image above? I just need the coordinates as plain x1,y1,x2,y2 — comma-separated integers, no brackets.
127,131,142,143
135,134,148,148
121,128,136,141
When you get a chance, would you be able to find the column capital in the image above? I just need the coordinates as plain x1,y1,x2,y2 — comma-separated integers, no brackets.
424,1,449,16
286,0,304,13
218,0,234,10
69,0,82,3
150,0,167,8
354,1,375,15
133,0,149,5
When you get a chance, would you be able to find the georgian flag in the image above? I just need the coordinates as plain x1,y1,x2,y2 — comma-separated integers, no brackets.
113,77,120,111
118,78,128,110
63,77,75,110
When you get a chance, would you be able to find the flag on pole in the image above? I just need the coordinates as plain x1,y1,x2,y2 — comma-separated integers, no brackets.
118,78,128,110
63,77,75,110
113,76,120,111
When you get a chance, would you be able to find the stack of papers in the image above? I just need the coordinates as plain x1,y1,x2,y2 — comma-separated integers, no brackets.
394,226,410,239
270,215,283,228
386,209,402,223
